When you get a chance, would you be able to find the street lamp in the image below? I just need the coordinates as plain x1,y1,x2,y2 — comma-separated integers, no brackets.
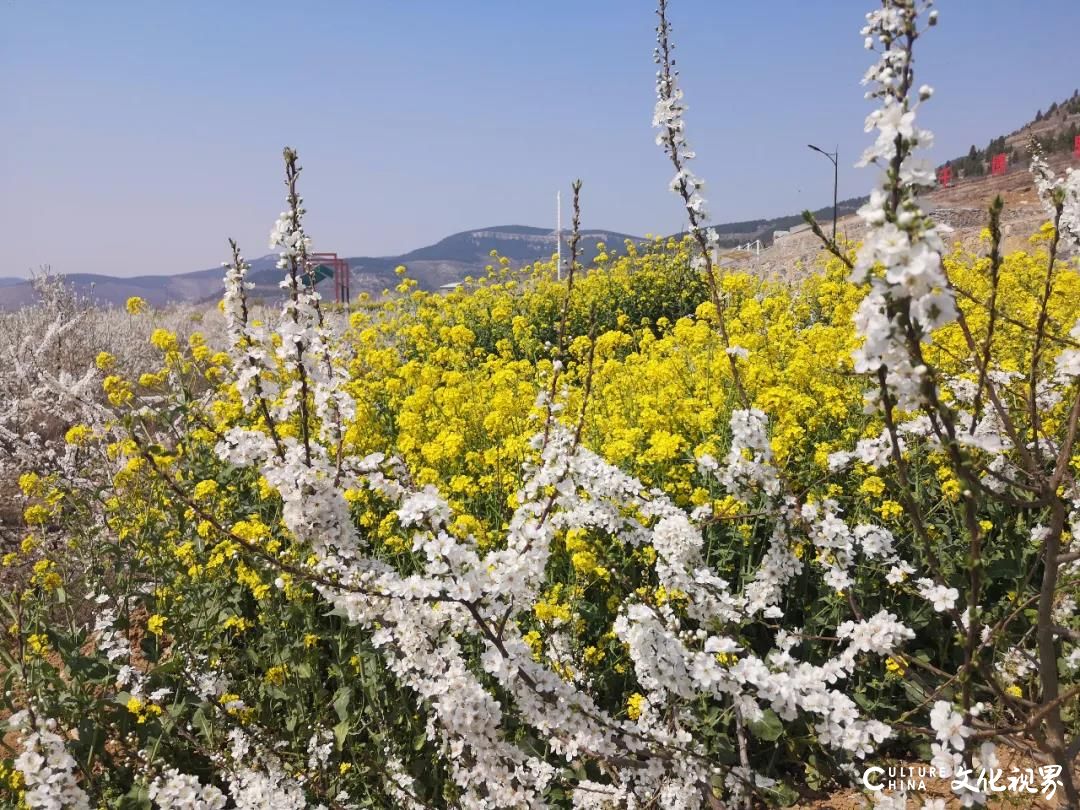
807,144,838,243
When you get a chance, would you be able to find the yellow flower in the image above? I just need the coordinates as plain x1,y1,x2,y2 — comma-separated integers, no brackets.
193,479,219,501
859,476,886,498
877,500,904,521
18,471,42,497
941,478,963,502
533,585,573,625
626,692,646,720
64,424,93,446
126,296,147,315
23,504,50,525
1005,684,1022,698
150,328,178,353
102,375,134,407
523,630,543,661
264,664,288,686
236,562,271,600
26,633,50,657
222,615,253,633
885,656,906,677
147,614,166,636
4,762,24,790
643,430,684,464
95,351,116,371
31,558,61,592
571,549,599,576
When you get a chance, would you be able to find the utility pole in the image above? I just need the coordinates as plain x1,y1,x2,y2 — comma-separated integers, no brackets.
807,143,839,242
556,191,562,282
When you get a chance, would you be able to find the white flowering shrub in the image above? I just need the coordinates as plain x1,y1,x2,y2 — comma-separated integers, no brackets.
0,273,224,496
1,2,1079,808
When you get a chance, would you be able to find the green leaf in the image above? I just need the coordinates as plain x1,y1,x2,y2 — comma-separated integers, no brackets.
750,708,784,742
766,780,800,807
902,679,929,705
333,718,351,748
333,687,351,722
118,781,151,809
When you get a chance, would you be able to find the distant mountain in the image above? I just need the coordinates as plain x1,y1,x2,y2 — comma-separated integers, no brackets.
350,226,639,293
233,226,642,302
0,226,640,310
0,255,283,311
0,205,889,310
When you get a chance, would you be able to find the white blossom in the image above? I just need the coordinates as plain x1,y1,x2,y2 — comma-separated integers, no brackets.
149,769,228,810
10,713,91,810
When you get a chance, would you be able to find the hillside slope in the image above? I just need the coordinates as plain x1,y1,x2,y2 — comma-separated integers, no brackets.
0,227,640,310
942,90,1080,179
234,226,641,303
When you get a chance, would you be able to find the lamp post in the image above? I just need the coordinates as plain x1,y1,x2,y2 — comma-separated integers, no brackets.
556,191,562,282
807,143,838,243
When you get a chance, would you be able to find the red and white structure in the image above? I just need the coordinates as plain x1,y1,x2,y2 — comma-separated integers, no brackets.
304,252,351,305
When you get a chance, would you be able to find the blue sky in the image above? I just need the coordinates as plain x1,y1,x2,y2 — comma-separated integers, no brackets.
4,1,1079,278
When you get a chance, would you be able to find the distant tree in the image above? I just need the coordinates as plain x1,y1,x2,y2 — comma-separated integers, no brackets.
958,145,985,178
1035,108,1044,122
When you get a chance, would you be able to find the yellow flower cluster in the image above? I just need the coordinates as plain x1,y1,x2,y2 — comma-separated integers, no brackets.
126,695,163,724
19,234,1072,802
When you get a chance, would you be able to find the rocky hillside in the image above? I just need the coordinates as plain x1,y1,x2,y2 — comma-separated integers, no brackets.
740,148,1080,281
942,90,1080,179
